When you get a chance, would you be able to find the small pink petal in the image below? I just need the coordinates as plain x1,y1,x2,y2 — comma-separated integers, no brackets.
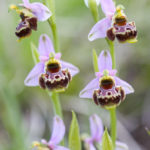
95,72,103,77
116,141,129,150
60,60,79,77
100,0,116,17
24,62,44,86
79,78,99,99
88,143,96,150
88,17,111,41
55,53,62,60
54,146,69,150
41,139,48,145
22,0,29,6
89,114,103,142
38,34,55,57
49,116,65,145
109,69,117,76
39,56,49,63
115,77,134,94
98,50,112,72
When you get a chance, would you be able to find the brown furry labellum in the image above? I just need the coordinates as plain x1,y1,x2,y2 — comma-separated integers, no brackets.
15,13,37,39
93,86,125,107
107,22,137,43
39,69,72,91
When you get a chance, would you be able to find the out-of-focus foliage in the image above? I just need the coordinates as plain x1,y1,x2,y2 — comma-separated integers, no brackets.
0,0,150,150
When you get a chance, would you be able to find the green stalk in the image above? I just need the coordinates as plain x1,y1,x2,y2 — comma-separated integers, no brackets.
43,0,63,119
44,0,59,52
106,38,116,149
47,92,63,118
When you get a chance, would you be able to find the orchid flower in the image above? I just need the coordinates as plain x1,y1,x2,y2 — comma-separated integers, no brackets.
83,114,128,150
24,34,79,92
10,0,51,39
80,50,134,108
32,116,69,150
88,0,137,43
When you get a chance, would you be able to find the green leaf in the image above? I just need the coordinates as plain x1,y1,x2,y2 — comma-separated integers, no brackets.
102,129,113,150
69,111,81,150
92,49,99,72
31,42,40,64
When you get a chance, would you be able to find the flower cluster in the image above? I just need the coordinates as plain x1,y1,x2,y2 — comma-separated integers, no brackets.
32,116,69,150
24,34,79,92
80,50,134,108
10,0,51,39
87,0,137,43
82,114,128,150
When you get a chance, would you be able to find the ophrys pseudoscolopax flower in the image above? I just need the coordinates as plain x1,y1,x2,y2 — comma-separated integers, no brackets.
80,50,134,108
32,116,69,150
88,0,137,43
24,34,79,92
10,0,51,39
82,114,129,150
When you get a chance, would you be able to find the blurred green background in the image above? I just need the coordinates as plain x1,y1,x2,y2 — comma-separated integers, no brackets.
0,0,150,150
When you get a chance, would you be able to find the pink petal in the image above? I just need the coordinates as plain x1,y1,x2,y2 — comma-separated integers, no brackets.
49,116,65,145
89,114,103,142
98,50,112,72
60,60,79,77
116,141,128,150
55,53,62,60
79,78,99,99
24,62,44,86
88,17,111,41
38,34,55,57
88,143,96,150
54,146,69,150
84,0,100,7
115,77,134,94
27,2,52,21
100,0,116,17
22,0,29,6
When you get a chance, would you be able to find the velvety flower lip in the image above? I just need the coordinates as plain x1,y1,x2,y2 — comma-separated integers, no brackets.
24,34,79,87
84,0,100,8
88,0,116,41
33,116,69,150
20,0,52,21
83,114,129,150
79,50,134,99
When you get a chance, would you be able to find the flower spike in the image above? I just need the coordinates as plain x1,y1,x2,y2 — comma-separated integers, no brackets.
25,34,79,92
80,50,134,108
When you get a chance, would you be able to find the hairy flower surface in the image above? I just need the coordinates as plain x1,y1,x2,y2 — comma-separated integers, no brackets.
80,50,134,108
32,116,69,150
88,0,137,43
24,34,79,92
10,0,51,39
82,114,128,150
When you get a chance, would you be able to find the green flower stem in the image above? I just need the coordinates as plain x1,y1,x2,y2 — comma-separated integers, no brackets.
44,0,59,52
106,38,116,149
43,0,63,120
109,107,117,149
89,0,99,22
47,91,63,118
